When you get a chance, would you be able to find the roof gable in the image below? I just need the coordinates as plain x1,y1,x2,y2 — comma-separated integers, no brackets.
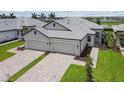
43,21,71,31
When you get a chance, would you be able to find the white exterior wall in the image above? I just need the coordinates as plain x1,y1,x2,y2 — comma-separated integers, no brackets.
24,30,84,56
81,36,87,52
51,38,80,56
24,30,49,41
0,30,18,43
24,30,50,50
44,22,69,31
87,35,94,47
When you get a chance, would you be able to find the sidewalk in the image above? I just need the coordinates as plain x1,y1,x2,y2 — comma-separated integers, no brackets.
119,46,124,56
90,47,99,68
0,40,19,46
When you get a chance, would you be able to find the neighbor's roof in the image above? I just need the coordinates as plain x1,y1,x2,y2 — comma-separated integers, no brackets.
113,24,124,32
0,17,46,32
35,17,97,40
55,17,103,30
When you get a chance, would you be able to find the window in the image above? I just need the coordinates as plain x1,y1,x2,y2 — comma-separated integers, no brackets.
34,31,37,35
87,36,91,42
53,23,55,27
17,31,19,35
96,32,100,38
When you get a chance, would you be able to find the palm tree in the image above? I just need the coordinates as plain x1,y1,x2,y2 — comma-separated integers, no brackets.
85,55,94,82
101,31,114,48
48,12,56,21
21,26,29,35
0,14,2,18
9,12,16,18
113,32,121,50
38,13,46,21
31,13,37,19
1,13,7,18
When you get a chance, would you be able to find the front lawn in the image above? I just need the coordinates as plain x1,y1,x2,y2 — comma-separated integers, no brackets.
0,40,24,62
60,64,86,82
60,49,124,82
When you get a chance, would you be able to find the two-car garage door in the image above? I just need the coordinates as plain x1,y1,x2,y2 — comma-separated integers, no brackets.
26,40,77,55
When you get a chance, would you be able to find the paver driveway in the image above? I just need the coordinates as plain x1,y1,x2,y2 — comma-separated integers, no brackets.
0,49,44,81
16,53,85,82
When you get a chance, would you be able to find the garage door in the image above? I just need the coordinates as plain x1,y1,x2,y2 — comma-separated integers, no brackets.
52,42,75,55
27,40,48,51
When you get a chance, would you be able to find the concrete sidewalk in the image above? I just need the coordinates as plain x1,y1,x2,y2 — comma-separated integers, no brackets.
16,53,85,82
0,40,19,46
90,47,99,68
0,49,44,81
120,46,124,56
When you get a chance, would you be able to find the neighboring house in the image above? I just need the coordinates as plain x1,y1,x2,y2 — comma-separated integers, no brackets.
113,24,124,46
113,24,124,34
0,17,45,43
24,17,103,56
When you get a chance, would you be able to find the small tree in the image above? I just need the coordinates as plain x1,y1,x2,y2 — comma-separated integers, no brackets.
105,32,114,48
102,31,114,48
9,12,16,18
48,12,56,21
38,13,46,21
21,26,28,35
20,26,28,40
31,13,37,19
1,13,7,18
85,55,94,82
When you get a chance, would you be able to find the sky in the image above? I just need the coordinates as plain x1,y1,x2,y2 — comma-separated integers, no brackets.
0,11,124,17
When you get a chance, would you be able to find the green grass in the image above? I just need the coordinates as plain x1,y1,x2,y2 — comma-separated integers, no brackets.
60,49,124,82
60,64,86,82
100,21,122,26
93,49,124,82
7,53,48,82
0,40,24,62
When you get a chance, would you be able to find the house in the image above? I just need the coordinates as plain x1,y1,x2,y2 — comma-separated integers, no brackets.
24,17,103,56
113,24,124,46
0,17,45,43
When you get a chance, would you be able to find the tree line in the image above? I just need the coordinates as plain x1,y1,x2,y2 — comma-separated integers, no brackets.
0,12,16,19
31,12,57,22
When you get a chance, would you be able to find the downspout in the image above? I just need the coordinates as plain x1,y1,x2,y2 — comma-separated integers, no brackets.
80,40,81,56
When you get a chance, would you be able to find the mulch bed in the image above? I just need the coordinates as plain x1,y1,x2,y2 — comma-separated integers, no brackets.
74,46,92,61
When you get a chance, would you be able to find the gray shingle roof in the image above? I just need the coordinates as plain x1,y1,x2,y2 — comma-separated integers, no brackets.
35,17,102,40
0,17,46,32
55,17,103,30
113,24,124,32
0,17,102,40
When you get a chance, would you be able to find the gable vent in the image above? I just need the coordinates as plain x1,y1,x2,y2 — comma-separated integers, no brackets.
67,19,70,24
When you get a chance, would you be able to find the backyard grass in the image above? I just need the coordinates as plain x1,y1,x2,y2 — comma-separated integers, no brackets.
7,52,48,82
0,40,24,62
100,21,122,26
60,49,124,82
93,49,124,82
